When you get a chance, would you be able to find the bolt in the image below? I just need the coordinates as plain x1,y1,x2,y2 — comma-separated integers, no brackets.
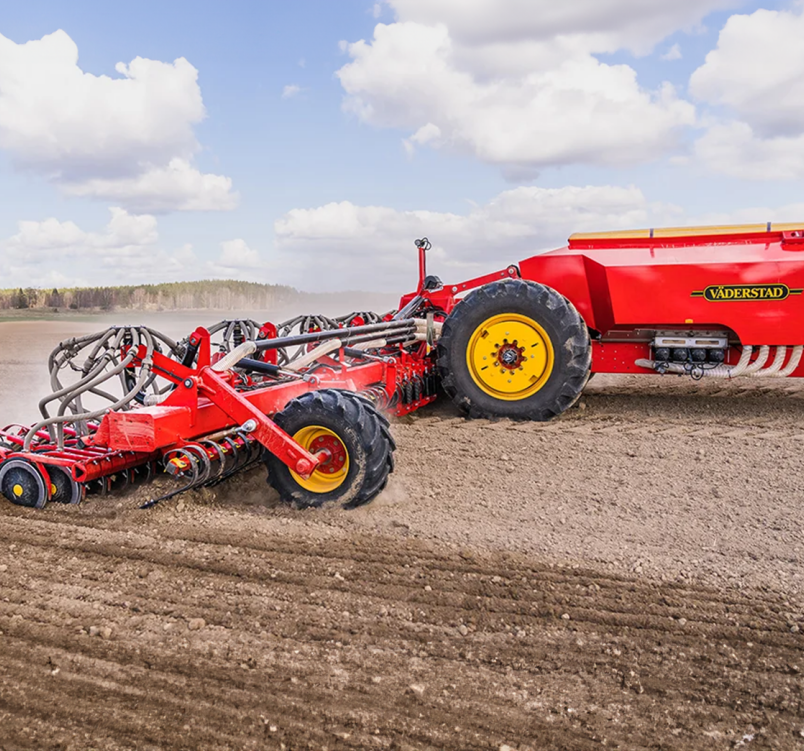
183,378,194,389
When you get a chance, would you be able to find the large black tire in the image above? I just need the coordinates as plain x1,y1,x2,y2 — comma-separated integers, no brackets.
264,389,395,509
438,279,591,420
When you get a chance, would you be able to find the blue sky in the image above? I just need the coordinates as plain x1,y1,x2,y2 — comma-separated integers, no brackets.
1,0,802,292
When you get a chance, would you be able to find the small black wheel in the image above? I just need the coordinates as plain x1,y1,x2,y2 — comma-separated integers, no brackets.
49,466,84,504
0,459,48,508
265,389,395,509
438,279,591,420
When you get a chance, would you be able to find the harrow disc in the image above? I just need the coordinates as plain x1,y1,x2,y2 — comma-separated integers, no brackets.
0,459,48,509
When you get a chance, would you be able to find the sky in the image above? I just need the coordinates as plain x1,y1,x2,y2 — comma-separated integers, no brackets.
1,0,803,293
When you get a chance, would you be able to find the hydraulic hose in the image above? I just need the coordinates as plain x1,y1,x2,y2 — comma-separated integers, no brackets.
742,345,770,375
752,346,787,377
778,345,804,376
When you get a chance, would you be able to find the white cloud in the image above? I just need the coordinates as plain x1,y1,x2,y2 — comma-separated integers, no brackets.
0,212,270,287
695,200,804,227
690,8,804,137
337,22,695,173
5,208,158,259
61,159,238,213
694,122,804,180
661,43,682,61
372,3,383,19
205,239,263,279
219,239,261,269
0,30,236,211
274,185,682,291
282,84,302,99
691,7,804,179
386,0,740,55
0,207,197,286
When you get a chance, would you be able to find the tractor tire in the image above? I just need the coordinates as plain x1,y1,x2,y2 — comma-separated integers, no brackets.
437,279,591,420
264,389,396,509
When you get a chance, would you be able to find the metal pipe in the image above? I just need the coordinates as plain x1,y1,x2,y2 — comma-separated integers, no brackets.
285,339,343,372
332,327,415,348
212,341,257,371
392,296,423,321
253,318,417,352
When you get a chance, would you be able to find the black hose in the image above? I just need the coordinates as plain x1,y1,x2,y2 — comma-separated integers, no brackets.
253,319,417,352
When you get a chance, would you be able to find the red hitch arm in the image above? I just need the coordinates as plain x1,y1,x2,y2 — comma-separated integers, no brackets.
199,368,320,478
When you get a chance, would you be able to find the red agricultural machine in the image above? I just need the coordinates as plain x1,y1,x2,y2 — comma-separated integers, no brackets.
2,222,804,511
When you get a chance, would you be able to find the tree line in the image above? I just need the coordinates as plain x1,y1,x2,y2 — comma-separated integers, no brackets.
0,280,299,311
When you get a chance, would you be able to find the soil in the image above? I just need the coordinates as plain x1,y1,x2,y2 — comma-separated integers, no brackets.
2,322,804,750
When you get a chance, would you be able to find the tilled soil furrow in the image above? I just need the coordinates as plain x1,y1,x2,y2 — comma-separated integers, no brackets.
3,535,795,651
3,517,800,624
0,623,600,751
2,522,804,749
2,513,788,614
2,521,797,630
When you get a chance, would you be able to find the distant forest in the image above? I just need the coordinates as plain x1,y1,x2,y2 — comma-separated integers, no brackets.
0,280,298,311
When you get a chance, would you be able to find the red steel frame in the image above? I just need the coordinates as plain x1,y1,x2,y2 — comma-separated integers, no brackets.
0,324,437,498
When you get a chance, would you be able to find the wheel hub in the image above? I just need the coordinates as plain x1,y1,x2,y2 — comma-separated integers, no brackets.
290,425,350,493
495,341,525,370
310,433,347,474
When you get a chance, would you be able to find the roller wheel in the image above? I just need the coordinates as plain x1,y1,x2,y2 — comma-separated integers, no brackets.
49,466,84,504
0,459,48,508
265,389,395,509
438,279,591,420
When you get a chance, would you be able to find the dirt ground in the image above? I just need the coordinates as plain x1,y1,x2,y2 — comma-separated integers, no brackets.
2,321,804,750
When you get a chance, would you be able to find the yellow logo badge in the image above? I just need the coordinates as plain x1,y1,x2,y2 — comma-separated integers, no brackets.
691,284,803,302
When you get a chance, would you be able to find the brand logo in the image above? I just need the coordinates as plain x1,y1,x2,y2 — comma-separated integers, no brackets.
691,284,803,302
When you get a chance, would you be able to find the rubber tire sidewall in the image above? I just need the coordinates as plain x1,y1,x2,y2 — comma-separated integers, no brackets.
265,390,393,509
438,279,590,421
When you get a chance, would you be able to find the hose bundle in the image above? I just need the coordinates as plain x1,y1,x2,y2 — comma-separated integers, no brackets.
30,326,181,450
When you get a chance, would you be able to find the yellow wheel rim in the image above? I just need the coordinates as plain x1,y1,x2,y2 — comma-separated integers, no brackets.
290,425,350,494
12,483,24,498
466,313,554,401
